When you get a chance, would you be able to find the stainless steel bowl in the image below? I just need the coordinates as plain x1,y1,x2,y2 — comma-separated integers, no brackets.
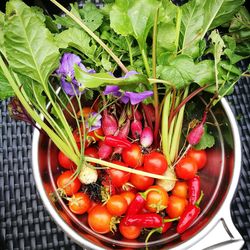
32,98,244,249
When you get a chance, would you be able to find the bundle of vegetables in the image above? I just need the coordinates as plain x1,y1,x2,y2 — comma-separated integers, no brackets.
0,0,249,243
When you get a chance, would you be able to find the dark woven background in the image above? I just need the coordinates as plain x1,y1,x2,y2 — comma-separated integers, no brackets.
0,0,250,249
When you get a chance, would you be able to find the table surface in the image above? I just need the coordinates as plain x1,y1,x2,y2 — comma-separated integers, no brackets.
0,1,250,248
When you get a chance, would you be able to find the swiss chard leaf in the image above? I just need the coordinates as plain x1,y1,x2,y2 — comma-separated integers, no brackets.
157,55,196,88
194,60,215,86
0,67,14,100
110,0,160,50
4,0,60,85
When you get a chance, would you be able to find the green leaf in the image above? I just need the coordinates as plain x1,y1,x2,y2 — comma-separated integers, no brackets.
157,55,196,88
110,0,160,50
0,67,14,100
55,27,96,60
180,0,244,54
79,2,104,32
194,60,215,86
157,22,176,52
209,30,225,63
194,125,215,150
101,55,112,71
4,0,60,85
229,7,250,32
75,65,149,89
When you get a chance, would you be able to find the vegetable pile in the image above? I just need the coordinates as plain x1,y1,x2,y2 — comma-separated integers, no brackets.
0,0,249,246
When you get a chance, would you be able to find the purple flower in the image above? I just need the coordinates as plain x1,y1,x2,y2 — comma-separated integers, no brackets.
57,53,95,96
85,112,102,132
103,85,153,105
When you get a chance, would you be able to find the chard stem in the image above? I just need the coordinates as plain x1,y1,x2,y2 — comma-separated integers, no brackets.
141,49,151,77
85,156,176,181
152,8,160,146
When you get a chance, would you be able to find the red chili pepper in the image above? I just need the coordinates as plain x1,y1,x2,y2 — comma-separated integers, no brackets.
177,191,204,234
104,135,132,148
125,213,163,228
188,175,201,205
126,193,146,216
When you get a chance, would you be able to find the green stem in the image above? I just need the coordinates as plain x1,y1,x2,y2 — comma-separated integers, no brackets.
148,78,174,86
162,91,171,162
152,9,160,146
141,48,151,77
125,37,134,66
50,0,128,74
0,57,80,165
175,8,182,53
169,87,189,163
85,156,176,181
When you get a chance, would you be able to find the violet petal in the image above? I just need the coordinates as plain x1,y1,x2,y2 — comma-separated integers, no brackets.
85,112,102,132
61,77,81,96
123,91,153,105
103,85,121,96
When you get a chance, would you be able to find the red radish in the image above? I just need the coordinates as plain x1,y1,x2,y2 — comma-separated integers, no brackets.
187,112,207,145
131,119,143,139
102,110,118,136
141,104,155,129
140,127,153,147
132,106,143,121
98,142,113,159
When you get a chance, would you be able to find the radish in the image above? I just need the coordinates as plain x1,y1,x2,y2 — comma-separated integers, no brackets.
140,127,153,148
131,119,142,139
98,142,113,159
102,110,118,136
187,112,207,145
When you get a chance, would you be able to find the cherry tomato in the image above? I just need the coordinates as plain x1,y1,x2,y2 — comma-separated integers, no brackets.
144,152,168,175
68,192,91,215
119,218,141,240
107,161,131,188
166,195,188,218
58,151,75,169
84,147,98,158
129,167,154,191
187,148,207,169
145,185,169,213
106,195,128,216
120,191,136,206
56,171,81,196
172,181,188,199
88,205,112,234
175,157,198,180
77,106,94,118
122,144,144,168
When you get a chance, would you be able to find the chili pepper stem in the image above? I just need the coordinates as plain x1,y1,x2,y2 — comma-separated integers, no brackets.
163,217,180,223
195,190,204,207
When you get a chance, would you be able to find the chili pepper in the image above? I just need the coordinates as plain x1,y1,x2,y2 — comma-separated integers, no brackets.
188,175,201,205
177,191,204,234
103,135,132,148
126,193,146,216
125,213,163,228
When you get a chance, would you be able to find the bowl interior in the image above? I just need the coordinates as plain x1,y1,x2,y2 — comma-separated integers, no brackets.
36,98,236,249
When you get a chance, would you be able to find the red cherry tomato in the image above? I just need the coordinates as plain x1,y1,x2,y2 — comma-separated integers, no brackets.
107,161,131,188
172,181,188,199
88,205,112,234
166,195,188,218
187,148,207,169
56,171,81,196
119,218,141,240
68,192,91,214
129,167,154,191
175,157,198,180
106,195,128,216
145,185,169,213
144,152,168,175
58,151,75,169
122,144,144,168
